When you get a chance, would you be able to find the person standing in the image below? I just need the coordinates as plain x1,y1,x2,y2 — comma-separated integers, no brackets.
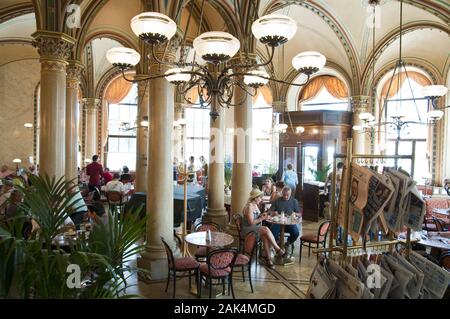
86,155,103,193
199,155,208,187
282,164,298,194
187,156,195,183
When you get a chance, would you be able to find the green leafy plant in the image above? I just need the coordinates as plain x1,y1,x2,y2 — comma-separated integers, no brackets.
224,156,232,188
308,164,332,182
0,174,147,298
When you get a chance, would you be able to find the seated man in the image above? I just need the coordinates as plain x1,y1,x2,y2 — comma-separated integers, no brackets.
269,187,301,251
67,184,89,227
87,201,109,228
105,173,125,194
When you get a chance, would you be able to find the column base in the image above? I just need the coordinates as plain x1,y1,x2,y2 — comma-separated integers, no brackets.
137,243,181,281
226,222,240,248
204,207,228,228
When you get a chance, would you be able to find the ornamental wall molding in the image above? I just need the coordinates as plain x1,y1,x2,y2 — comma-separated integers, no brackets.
350,95,370,114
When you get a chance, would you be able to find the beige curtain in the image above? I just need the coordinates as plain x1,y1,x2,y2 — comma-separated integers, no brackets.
253,85,273,105
380,71,430,99
104,77,133,104
299,75,348,102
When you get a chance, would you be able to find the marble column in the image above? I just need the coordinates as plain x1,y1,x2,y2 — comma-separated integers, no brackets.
83,98,100,160
135,76,149,193
350,95,370,154
32,31,75,178
137,47,177,281
231,84,253,217
65,61,83,183
203,104,228,227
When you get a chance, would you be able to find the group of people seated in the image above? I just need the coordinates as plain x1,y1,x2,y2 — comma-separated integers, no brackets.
241,178,301,269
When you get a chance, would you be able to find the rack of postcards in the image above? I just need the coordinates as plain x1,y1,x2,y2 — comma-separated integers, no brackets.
307,138,450,299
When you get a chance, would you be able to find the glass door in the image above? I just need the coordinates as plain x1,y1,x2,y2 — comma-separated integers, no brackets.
301,145,320,186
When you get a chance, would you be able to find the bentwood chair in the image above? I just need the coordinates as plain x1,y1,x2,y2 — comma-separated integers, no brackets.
198,248,238,299
193,221,221,261
233,231,257,293
233,213,262,264
106,191,125,216
161,237,200,299
299,220,330,262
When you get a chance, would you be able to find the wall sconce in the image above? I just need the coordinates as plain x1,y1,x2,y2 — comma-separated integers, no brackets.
296,126,305,134
12,158,22,171
24,123,33,128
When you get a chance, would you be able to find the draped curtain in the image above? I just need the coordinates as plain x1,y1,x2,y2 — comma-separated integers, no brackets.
299,75,348,103
380,71,430,99
253,85,273,105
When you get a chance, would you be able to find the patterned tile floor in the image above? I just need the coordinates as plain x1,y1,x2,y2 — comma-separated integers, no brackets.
126,219,322,299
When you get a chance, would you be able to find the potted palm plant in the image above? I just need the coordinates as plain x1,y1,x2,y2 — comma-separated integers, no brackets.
0,174,147,298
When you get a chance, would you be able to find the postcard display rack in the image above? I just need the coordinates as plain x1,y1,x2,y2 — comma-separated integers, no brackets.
307,138,450,299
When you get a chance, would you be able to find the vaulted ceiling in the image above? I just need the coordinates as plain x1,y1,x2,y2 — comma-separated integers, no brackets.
0,0,449,97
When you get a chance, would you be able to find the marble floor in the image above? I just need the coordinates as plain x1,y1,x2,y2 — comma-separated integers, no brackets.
126,219,323,299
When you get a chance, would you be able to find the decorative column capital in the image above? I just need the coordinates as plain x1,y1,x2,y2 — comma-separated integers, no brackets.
66,60,84,88
350,95,370,114
82,98,101,114
272,100,286,113
32,31,75,62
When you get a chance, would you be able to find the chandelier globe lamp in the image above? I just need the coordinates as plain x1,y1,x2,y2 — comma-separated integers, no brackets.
106,2,326,120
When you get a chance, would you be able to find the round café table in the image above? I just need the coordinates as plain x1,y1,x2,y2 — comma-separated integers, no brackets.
265,215,302,266
184,231,234,298
184,231,234,251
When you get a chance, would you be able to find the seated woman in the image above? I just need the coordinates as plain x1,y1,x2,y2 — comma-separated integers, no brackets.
241,188,286,269
270,181,285,203
120,166,132,183
87,201,109,228
262,178,276,197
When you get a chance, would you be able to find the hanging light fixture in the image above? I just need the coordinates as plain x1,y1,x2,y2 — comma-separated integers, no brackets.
106,2,326,120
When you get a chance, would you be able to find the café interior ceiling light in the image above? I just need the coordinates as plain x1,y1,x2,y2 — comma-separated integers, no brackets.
24,123,33,128
107,3,325,120
296,126,305,134
12,158,22,163
421,85,448,98
426,110,444,121
140,120,149,127
358,112,374,121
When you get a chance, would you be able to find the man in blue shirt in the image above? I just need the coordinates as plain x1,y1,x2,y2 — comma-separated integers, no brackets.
269,187,300,252
282,164,298,193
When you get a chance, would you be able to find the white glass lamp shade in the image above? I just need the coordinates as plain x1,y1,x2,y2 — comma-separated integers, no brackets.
244,70,269,88
421,85,448,98
140,120,149,127
84,158,92,164
106,47,140,70
12,158,22,163
193,31,240,63
131,12,177,44
251,14,297,47
358,112,374,121
352,125,363,131
292,51,326,74
389,110,405,119
296,126,305,133
24,123,33,128
177,118,187,126
173,121,180,127
427,110,444,121
164,68,191,84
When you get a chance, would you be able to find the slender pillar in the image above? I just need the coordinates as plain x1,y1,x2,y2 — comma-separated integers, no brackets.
65,61,84,183
135,76,149,192
137,47,177,281
231,84,253,217
204,104,228,227
32,31,75,178
173,102,185,162
83,98,100,159
350,95,370,154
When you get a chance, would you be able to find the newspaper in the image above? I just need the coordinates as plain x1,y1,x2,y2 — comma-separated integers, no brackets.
405,183,426,231
327,259,364,299
409,251,450,298
306,260,337,299
383,254,416,299
393,251,424,299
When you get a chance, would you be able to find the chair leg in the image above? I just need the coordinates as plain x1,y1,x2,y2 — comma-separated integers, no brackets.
198,272,202,298
241,266,245,282
299,241,303,263
188,270,192,288
172,270,176,299
165,269,170,292
248,265,254,293
222,278,226,294
316,242,320,260
230,274,235,299
308,243,311,257
209,277,212,299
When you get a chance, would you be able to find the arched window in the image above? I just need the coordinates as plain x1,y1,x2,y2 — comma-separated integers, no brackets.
298,75,349,111
380,71,431,183
252,90,273,174
107,84,137,171
184,104,210,167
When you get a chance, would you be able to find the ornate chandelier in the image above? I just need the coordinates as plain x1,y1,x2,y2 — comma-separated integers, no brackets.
106,10,326,119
